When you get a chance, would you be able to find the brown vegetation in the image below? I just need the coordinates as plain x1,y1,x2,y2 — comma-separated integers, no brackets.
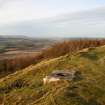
0,52,43,78
42,39,105,58
1,39,105,78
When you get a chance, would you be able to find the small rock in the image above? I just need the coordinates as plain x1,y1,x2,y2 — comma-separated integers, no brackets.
43,70,82,84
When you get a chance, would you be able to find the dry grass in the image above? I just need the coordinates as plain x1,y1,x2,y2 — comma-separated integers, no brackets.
1,39,105,78
0,45,105,104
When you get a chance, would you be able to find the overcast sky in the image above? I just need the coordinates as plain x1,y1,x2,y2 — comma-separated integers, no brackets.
0,0,105,37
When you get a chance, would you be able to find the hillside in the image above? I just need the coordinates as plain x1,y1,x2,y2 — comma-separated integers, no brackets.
0,45,105,105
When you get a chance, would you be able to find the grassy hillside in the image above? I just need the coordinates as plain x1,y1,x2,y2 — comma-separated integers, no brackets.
1,39,105,79
0,45,105,105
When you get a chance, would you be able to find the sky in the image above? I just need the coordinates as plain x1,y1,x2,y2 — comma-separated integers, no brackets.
0,0,105,37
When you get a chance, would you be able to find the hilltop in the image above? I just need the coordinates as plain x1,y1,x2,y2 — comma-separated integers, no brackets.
0,45,105,105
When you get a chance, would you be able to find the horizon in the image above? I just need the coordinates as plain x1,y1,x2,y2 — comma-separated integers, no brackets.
1,35,105,39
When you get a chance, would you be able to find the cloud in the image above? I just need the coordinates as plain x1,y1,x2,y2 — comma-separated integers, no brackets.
45,6,105,23
0,6,105,37
0,0,10,7
0,0,21,8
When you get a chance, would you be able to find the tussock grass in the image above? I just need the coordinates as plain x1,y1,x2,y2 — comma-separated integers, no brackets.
0,45,105,104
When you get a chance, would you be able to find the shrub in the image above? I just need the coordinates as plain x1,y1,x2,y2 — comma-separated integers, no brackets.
42,39,105,58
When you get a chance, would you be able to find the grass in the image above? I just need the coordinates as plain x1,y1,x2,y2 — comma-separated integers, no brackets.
0,45,105,104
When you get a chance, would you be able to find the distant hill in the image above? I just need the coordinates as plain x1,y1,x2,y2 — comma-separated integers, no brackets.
0,45,105,105
0,35,56,52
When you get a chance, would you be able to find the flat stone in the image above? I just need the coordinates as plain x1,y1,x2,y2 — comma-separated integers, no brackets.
43,70,81,84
